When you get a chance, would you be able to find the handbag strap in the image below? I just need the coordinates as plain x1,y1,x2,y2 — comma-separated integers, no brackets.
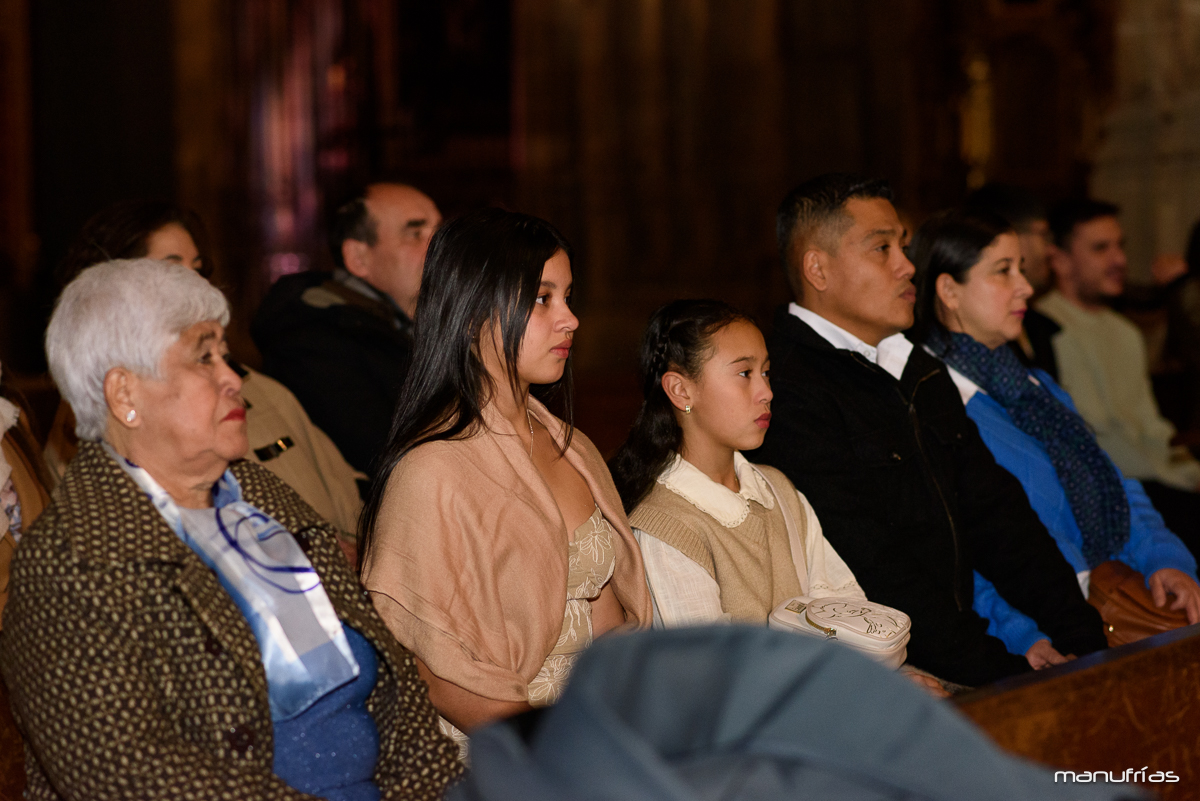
755,467,809,597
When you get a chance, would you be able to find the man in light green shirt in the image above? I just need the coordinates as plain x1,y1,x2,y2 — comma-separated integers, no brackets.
1037,198,1200,557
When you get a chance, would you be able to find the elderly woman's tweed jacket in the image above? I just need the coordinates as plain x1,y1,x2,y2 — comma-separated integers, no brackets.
0,442,461,800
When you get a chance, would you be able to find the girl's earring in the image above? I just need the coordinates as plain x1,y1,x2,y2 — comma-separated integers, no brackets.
126,409,137,423
684,405,692,415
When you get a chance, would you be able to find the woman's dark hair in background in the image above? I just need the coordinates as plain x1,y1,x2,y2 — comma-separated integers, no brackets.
609,299,755,514
963,183,1045,233
909,208,1015,351
58,199,213,287
357,207,573,564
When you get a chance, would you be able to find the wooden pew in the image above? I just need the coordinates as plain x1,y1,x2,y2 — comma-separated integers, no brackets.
956,624,1200,800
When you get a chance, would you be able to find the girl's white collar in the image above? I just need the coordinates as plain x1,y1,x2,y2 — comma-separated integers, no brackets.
657,451,775,528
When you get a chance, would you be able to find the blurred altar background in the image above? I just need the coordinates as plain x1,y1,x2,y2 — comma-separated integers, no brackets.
1,0,1198,449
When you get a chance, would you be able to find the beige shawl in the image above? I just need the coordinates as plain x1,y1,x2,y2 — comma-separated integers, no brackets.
362,397,652,703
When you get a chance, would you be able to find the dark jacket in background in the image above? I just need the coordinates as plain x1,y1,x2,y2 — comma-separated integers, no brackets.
253,271,414,476
1165,273,1200,431
750,308,1107,687
1010,307,1061,381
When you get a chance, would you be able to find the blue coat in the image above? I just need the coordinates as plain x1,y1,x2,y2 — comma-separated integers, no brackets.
455,627,1140,801
966,369,1198,656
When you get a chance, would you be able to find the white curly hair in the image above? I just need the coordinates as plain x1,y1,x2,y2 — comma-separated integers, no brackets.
46,259,231,440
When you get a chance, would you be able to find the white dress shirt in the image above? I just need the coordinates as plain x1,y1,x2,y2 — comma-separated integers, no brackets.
633,452,864,628
788,303,914,380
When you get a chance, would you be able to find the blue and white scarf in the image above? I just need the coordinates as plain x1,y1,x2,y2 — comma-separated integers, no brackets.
105,444,359,720
928,330,1130,568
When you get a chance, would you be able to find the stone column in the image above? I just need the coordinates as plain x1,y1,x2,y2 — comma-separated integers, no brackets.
1091,0,1200,281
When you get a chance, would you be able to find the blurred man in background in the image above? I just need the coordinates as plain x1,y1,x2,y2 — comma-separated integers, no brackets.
1038,198,1200,558
254,184,441,477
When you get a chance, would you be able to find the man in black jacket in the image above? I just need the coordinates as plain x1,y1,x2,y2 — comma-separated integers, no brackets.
253,184,441,476
750,174,1106,686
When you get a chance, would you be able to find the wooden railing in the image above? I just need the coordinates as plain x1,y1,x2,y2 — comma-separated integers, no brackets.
956,624,1200,800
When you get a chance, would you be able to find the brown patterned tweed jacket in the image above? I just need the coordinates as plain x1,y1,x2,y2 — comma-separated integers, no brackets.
0,442,462,800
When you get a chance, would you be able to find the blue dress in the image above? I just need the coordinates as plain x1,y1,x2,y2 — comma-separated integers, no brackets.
273,626,381,801
965,369,1198,656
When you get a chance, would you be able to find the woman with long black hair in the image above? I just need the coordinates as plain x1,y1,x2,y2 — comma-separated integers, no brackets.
358,209,652,746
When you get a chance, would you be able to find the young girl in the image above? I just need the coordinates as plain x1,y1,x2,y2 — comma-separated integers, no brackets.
611,299,865,626
359,209,652,742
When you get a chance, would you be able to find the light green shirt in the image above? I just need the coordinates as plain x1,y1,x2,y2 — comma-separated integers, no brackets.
1037,289,1200,490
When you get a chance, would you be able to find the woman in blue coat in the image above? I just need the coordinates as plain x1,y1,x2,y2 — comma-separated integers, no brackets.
909,208,1200,668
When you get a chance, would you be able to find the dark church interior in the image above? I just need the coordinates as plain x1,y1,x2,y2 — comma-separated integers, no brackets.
1,1,1199,798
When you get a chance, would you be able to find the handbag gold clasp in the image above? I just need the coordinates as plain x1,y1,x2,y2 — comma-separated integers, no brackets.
805,610,837,639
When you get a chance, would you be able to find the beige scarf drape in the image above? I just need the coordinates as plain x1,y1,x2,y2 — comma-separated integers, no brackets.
362,397,652,703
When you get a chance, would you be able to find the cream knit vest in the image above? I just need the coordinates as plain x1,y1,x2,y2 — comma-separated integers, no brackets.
629,464,807,623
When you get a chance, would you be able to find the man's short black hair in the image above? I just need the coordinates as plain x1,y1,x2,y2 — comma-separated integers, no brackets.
330,189,378,269
776,173,893,296
1047,198,1120,249
964,183,1046,233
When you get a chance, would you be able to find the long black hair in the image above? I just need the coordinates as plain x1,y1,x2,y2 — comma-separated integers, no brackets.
609,299,755,514
909,208,1015,351
357,207,574,564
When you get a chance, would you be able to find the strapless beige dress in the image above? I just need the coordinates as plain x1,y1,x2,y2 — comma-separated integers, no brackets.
441,506,617,759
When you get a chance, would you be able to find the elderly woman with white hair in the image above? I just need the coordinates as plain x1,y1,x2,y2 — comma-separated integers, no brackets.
0,260,460,800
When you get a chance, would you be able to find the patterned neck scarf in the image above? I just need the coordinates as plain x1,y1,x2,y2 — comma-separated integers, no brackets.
105,444,359,720
930,330,1130,568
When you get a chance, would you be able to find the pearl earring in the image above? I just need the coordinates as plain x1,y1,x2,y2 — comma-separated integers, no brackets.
126,409,136,423
684,405,692,414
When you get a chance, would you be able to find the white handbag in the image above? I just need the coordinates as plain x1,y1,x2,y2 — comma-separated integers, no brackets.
768,596,910,669
757,470,911,669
